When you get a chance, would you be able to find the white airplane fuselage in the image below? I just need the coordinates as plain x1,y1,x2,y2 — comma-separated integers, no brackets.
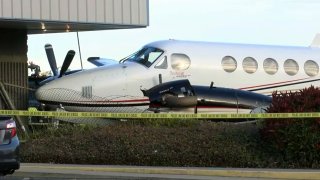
35,40,320,113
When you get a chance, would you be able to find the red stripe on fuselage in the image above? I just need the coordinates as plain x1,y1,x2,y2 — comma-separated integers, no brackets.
240,77,309,90
74,98,150,103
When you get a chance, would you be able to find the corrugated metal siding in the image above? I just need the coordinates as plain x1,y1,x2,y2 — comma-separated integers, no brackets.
32,0,41,19
0,0,148,26
131,0,139,24
0,60,28,110
105,0,114,23
22,0,32,19
13,0,22,18
2,0,12,17
50,0,60,20
0,29,28,110
96,0,105,23
41,0,51,20
139,0,148,25
69,0,78,21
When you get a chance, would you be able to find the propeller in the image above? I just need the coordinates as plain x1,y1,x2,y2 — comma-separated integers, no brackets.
44,44,76,78
44,44,58,76
59,50,76,78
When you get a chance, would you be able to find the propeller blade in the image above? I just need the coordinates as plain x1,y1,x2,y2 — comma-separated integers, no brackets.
59,50,76,78
44,44,59,76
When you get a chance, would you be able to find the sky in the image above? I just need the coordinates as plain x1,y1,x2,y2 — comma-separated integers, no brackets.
27,0,320,73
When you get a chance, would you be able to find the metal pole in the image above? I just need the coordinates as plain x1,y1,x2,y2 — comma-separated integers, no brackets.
0,82,29,137
77,31,83,70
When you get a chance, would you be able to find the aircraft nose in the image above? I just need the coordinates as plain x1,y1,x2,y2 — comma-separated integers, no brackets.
35,83,55,103
35,81,73,104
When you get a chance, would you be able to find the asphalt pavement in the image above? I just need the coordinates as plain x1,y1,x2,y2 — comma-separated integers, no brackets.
2,163,320,180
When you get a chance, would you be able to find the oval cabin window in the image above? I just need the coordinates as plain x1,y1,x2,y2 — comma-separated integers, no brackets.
304,60,319,77
221,56,237,73
243,57,258,74
171,53,191,70
284,59,299,76
263,58,278,75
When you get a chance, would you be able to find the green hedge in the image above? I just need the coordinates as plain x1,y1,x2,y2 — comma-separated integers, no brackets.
21,121,270,167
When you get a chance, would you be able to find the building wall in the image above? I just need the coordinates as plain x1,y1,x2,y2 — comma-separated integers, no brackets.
0,29,28,110
0,0,148,26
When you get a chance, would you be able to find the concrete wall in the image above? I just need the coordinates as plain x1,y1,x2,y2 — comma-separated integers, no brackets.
0,29,28,110
0,0,148,26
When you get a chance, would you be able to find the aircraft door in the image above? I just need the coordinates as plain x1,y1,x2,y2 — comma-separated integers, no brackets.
153,55,171,84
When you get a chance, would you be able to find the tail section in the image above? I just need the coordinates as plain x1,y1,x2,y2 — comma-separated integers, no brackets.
310,33,320,48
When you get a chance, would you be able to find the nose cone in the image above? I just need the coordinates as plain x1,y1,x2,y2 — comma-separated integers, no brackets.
35,74,80,104
35,65,104,104
35,79,65,103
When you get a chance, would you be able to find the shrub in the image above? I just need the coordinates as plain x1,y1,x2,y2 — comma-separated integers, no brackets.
21,122,264,167
261,86,320,167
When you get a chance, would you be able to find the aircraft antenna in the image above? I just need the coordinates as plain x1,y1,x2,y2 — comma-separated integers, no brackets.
210,82,214,88
76,31,83,70
158,74,162,84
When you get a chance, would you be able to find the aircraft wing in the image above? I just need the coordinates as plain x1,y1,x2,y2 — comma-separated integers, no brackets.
87,57,118,67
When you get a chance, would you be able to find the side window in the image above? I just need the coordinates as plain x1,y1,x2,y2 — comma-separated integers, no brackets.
284,59,299,76
171,53,191,70
243,57,258,74
304,60,319,77
263,58,278,75
154,56,168,69
221,56,237,73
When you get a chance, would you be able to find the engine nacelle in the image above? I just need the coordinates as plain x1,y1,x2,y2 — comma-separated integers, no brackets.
142,79,272,112
142,79,197,108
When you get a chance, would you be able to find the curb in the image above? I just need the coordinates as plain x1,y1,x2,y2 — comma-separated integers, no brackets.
19,164,320,179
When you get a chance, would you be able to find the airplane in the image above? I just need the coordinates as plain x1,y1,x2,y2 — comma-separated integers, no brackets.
35,35,320,114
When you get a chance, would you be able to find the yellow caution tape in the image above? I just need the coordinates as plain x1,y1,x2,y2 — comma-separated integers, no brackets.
0,109,320,119
27,107,38,112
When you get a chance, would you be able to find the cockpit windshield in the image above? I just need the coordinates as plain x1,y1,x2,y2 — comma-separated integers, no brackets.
120,47,164,67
